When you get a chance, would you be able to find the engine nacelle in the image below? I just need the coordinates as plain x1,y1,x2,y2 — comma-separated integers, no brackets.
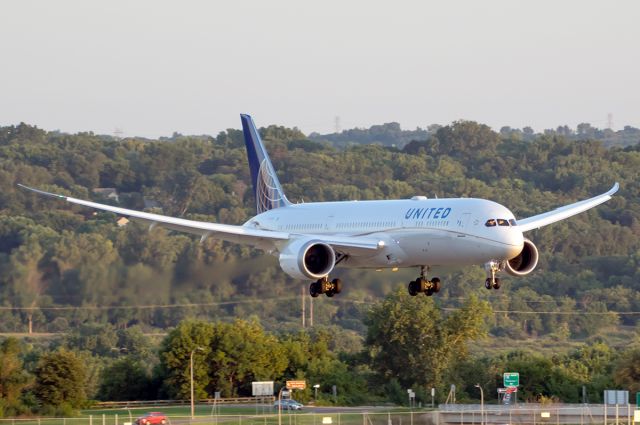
504,238,539,276
279,239,336,280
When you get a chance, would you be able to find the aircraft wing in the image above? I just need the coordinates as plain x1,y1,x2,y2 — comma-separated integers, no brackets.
517,183,619,232
17,184,383,254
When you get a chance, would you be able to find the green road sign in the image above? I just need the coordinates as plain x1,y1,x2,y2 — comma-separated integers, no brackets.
504,372,519,387
636,392,639,407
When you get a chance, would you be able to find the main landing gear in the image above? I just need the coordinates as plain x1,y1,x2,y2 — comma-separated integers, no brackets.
408,266,441,297
484,261,501,290
485,277,501,290
310,277,342,298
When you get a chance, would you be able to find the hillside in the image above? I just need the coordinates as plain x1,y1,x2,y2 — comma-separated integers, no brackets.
0,120,638,342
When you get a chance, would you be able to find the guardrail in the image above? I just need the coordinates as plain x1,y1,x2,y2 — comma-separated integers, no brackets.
94,397,275,409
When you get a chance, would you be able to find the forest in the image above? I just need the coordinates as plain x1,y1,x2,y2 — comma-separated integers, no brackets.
0,119,639,415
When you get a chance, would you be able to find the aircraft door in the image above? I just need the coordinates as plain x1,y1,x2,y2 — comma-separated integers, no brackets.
457,213,472,229
324,215,335,232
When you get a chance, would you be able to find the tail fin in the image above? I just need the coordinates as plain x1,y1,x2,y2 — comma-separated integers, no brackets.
240,114,291,214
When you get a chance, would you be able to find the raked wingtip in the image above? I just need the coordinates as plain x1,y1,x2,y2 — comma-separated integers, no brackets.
609,182,620,196
17,183,67,200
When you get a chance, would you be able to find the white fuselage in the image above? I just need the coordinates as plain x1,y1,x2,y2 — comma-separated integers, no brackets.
245,197,525,269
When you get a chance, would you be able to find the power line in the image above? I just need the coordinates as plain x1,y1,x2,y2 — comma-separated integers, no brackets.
2,299,639,316
443,308,639,315
0,297,299,311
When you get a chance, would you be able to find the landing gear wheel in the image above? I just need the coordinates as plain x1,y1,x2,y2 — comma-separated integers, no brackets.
326,290,335,297
310,281,321,297
492,278,501,290
332,278,342,294
431,277,441,293
425,287,434,297
484,278,492,290
408,280,419,296
416,277,429,292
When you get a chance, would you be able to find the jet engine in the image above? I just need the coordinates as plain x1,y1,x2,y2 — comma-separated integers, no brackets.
504,238,539,276
279,239,336,280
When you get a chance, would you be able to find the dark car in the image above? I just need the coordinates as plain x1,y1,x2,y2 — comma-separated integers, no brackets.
273,399,304,410
135,412,168,425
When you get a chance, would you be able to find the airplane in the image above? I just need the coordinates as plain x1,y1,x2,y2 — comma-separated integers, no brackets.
19,114,620,298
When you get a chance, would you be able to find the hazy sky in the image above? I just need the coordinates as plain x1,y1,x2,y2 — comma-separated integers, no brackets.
1,0,638,138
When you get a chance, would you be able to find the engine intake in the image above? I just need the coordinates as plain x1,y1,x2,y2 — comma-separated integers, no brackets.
279,239,336,280
505,238,539,276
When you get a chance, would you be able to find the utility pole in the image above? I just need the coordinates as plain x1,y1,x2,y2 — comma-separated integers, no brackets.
309,293,314,327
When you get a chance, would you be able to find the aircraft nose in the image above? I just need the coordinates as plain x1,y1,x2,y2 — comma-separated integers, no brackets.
503,229,525,258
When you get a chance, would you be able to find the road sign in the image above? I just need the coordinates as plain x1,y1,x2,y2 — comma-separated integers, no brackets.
252,381,274,396
637,392,640,408
605,390,629,405
503,372,519,387
286,380,307,390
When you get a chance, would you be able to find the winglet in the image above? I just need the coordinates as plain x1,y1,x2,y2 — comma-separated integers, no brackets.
17,183,67,200
240,114,291,214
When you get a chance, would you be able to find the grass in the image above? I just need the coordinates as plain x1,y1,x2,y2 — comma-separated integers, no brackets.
63,407,422,425
81,405,275,418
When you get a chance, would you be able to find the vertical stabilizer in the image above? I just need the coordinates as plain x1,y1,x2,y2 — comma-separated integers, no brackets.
240,114,291,214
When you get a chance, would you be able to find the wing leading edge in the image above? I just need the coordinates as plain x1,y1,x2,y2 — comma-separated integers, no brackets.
517,183,619,232
17,184,383,254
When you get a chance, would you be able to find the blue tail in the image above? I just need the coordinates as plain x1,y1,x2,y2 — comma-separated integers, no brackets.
240,114,291,214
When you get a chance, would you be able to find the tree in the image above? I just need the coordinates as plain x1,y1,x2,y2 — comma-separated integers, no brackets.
434,121,501,158
159,318,288,399
160,320,215,400
33,349,87,410
64,323,118,357
613,349,640,392
0,338,31,416
365,291,491,391
97,357,154,401
208,319,287,396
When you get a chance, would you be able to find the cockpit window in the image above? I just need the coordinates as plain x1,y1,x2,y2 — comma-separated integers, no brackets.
485,219,496,227
509,219,517,226
497,219,509,226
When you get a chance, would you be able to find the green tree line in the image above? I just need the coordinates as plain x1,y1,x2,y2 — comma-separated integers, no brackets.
0,120,638,339
1,296,639,416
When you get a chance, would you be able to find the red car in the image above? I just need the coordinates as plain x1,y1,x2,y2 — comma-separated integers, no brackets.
135,412,167,425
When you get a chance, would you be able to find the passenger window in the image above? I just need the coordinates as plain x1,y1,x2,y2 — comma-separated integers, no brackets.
485,219,496,227
497,219,509,226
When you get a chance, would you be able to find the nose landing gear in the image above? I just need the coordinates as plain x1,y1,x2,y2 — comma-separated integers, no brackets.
484,277,501,290
408,266,441,297
310,277,342,298
484,261,502,290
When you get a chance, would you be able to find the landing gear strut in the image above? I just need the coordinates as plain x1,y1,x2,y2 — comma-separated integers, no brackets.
408,266,441,297
484,261,502,290
310,277,342,298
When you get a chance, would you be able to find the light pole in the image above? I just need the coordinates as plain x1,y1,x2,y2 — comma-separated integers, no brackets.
277,385,286,425
313,384,320,401
190,347,205,420
475,384,484,425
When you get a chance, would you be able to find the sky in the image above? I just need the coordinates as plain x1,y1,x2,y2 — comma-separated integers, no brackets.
1,0,638,138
